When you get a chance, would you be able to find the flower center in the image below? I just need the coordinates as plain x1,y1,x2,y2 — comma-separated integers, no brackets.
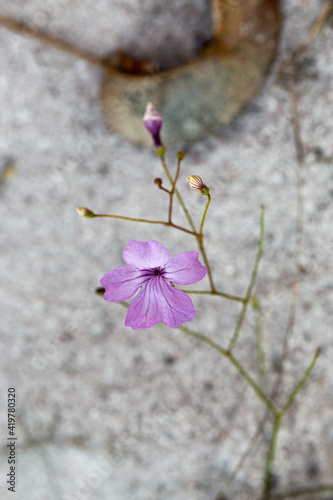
151,267,163,276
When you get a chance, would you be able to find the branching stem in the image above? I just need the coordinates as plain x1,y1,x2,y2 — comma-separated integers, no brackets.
281,347,321,416
179,325,277,416
160,155,216,292
94,213,198,236
168,156,183,224
160,156,197,233
262,348,320,499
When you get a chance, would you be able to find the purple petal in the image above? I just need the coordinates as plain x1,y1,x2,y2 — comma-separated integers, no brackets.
163,252,206,285
123,240,170,269
125,276,196,330
157,279,196,327
143,103,163,136
100,266,149,302
125,278,162,330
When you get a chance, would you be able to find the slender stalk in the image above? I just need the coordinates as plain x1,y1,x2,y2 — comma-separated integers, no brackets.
226,349,276,416
196,194,215,290
158,185,171,195
228,207,265,351
168,156,182,223
197,235,216,292
228,299,248,351
160,155,197,234
180,289,245,303
160,155,216,292
281,347,321,416
179,325,277,415
262,348,320,499
262,414,282,500
199,194,211,236
254,299,266,389
94,213,197,236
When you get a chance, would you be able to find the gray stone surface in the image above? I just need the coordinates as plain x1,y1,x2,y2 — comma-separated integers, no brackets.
0,1,332,499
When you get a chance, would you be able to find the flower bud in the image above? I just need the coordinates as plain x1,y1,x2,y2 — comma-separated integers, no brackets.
154,178,163,187
95,287,105,296
186,175,210,196
143,102,164,150
76,207,95,218
177,151,185,161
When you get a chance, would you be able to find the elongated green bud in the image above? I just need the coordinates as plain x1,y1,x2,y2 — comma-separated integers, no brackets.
76,207,95,218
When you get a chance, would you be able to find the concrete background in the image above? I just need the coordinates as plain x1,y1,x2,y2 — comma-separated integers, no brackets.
0,1,332,499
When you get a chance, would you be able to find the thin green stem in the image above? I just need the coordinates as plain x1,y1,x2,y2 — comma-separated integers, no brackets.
253,298,266,389
262,348,320,499
160,156,197,234
94,213,197,236
199,194,211,236
160,155,216,293
281,347,321,416
228,207,265,351
226,350,276,416
228,300,248,352
197,235,216,292
196,195,214,289
179,325,277,415
180,289,245,303
262,414,282,500
168,156,182,224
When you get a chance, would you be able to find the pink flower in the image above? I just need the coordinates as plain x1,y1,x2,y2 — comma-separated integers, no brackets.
100,240,206,330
